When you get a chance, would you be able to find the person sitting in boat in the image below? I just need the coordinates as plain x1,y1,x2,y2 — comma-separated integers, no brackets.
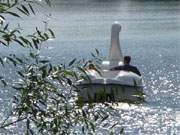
86,63,102,77
88,63,97,70
110,56,141,76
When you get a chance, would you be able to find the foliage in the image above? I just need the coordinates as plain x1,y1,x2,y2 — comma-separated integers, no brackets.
0,0,122,134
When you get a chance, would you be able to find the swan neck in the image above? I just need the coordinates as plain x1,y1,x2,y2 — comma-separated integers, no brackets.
109,24,123,61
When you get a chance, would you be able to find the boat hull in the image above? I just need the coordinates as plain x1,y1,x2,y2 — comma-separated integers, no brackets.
77,83,144,103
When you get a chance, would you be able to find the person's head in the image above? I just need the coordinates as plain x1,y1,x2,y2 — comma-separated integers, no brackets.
88,63,95,69
123,56,131,65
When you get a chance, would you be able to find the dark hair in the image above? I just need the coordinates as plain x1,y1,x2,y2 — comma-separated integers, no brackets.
88,63,95,69
124,56,131,64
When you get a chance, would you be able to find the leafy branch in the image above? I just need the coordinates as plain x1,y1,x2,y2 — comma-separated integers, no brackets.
0,0,121,134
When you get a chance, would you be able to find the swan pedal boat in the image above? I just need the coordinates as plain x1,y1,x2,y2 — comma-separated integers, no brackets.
76,22,144,102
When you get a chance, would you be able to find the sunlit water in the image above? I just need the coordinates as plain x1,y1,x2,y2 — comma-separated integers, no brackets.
0,0,180,134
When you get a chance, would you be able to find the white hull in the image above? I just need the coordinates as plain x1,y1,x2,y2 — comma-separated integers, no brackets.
77,83,144,102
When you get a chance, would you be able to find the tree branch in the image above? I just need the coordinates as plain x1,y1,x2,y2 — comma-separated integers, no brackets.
0,116,27,129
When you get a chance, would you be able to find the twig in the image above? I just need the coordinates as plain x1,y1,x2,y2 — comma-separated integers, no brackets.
0,116,27,129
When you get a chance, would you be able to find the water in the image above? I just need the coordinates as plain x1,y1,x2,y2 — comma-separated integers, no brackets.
1,0,180,134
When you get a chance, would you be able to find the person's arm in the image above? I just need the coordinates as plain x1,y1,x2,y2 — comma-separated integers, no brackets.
110,67,116,71
110,66,122,71
134,67,141,76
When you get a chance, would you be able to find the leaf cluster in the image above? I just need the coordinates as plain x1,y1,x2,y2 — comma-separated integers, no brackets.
0,1,122,134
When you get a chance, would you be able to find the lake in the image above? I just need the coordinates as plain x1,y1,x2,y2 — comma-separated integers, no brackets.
0,0,180,134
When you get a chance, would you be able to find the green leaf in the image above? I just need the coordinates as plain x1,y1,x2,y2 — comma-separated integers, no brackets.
78,67,91,82
10,29,20,35
14,39,25,47
68,58,76,67
48,63,53,74
11,0,18,7
0,15,5,21
29,52,37,58
82,126,85,134
28,3,35,15
82,109,86,118
63,70,74,77
0,40,7,46
110,122,118,129
0,2,9,7
2,34,11,42
1,78,7,87
36,27,42,37
39,65,48,78
5,11,21,18
66,78,72,85
32,39,38,49
7,57,17,66
17,7,29,16
26,119,30,129
19,36,31,46
0,57,4,66
12,86,22,91
48,29,55,38
100,115,109,123
0,30,6,34
120,128,124,134
15,57,23,64
3,23,9,31
43,33,49,40
89,121,95,132
21,5,30,15
29,129,34,135
73,72,78,80
95,48,99,55
91,52,95,57
39,60,49,64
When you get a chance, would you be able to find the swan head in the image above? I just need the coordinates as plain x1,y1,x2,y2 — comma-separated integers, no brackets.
109,21,123,63
111,21,121,33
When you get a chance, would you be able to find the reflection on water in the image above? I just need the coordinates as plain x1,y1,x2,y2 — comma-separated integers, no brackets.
0,0,180,134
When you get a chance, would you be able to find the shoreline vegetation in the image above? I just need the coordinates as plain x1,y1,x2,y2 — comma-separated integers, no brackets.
0,0,146,134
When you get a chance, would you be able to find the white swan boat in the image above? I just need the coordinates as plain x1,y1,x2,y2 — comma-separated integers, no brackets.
77,22,144,102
